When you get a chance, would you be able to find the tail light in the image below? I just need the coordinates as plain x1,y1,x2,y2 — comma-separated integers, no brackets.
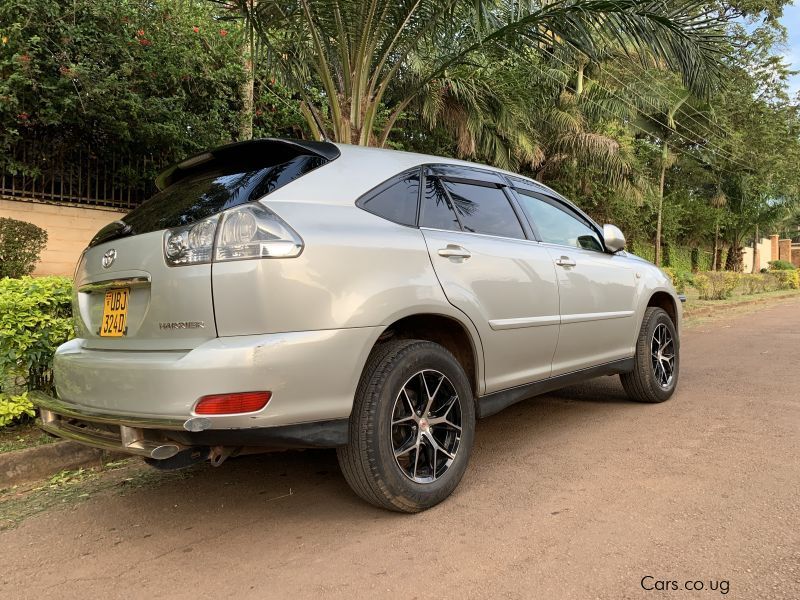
194,391,272,415
164,204,303,267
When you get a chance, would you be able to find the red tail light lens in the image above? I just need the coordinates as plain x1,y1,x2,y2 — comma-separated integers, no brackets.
194,391,271,415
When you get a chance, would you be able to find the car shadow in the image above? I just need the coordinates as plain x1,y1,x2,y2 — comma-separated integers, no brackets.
77,375,643,528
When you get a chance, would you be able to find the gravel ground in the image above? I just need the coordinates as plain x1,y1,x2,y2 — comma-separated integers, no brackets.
2,297,799,600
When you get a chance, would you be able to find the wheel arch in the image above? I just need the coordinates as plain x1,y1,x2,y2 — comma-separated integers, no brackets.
374,313,483,399
647,290,678,327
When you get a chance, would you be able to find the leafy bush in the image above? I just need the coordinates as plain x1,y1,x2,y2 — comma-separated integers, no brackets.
1,0,308,185
0,276,73,427
0,217,48,278
692,271,741,300
661,267,693,293
770,270,800,290
741,273,771,295
0,392,36,428
628,242,712,272
663,246,697,274
768,260,796,271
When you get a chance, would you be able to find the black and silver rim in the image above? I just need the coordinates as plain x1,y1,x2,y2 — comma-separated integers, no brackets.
390,369,462,484
651,323,675,389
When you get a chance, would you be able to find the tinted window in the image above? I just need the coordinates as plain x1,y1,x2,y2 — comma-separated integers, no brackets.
443,181,525,239
357,171,419,226
516,191,604,252
91,149,329,246
421,176,460,231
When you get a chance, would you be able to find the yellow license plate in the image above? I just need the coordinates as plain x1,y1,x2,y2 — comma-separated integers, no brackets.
100,288,130,337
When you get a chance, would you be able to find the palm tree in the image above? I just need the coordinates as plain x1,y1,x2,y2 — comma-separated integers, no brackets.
651,93,688,266
221,0,726,147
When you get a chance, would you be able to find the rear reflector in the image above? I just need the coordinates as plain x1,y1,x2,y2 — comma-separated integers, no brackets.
194,391,271,415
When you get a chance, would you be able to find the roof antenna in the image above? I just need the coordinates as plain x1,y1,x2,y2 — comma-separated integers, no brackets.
294,93,332,142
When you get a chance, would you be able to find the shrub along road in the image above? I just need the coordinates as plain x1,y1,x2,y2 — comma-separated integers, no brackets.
2,298,799,599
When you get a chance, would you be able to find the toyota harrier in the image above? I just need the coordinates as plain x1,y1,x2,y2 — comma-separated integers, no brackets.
32,138,682,512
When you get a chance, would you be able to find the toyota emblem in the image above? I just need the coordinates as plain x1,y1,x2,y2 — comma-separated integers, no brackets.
102,248,117,269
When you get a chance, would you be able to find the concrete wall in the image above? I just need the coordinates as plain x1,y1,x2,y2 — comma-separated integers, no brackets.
1,197,127,276
741,237,775,273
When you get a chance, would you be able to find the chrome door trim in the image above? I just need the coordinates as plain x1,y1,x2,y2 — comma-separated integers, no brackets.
488,315,561,330
77,275,151,294
560,310,635,325
419,226,533,244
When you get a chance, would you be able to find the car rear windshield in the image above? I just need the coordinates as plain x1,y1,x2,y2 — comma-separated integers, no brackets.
90,140,337,246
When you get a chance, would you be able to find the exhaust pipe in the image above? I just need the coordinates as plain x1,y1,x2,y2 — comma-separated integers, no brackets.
145,446,211,470
149,444,182,460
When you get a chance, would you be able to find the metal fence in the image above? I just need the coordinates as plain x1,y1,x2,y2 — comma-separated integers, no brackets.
0,142,163,210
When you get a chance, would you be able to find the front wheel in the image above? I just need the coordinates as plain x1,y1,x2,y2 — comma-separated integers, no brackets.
620,307,680,403
337,339,475,512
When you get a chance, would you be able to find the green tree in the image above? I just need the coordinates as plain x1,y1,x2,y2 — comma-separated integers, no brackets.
0,0,305,183
227,0,726,148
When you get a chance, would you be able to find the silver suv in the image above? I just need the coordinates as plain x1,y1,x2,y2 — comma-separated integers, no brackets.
33,139,682,512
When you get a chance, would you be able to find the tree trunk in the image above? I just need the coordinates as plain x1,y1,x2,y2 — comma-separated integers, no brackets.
654,145,667,267
238,7,256,141
725,245,740,271
712,220,720,271
575,59,586,96
751,223,760,274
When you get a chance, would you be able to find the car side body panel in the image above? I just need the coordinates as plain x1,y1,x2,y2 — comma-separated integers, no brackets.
421,228,560,392
545,245,640,376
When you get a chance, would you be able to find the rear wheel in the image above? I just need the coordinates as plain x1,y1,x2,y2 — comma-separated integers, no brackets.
337,339,475,512
620,307,679,403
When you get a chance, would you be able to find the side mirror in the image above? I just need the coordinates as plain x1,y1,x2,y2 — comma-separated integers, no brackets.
602,224,626,253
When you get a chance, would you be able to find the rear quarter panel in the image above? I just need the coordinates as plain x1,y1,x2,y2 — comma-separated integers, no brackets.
211,202,486,391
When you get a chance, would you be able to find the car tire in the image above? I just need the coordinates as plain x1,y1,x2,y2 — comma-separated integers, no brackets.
620,307,680,403
337,339,475,513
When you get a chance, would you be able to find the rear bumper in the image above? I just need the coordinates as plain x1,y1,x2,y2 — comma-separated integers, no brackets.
46,327,381,430
35,393,186,459
32,391,349,458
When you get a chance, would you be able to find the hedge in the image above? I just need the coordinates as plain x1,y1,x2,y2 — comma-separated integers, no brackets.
627,241,713,273
0,276,73,427
692,272,740,300
0,217,48,278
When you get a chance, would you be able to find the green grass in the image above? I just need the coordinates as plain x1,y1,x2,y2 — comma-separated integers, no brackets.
682,287,800,327
683,286,800,312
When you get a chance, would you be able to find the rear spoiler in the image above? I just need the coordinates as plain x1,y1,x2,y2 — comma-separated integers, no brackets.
155,138,341,191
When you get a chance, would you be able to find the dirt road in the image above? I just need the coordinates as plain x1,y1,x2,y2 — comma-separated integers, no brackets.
3,298,799,599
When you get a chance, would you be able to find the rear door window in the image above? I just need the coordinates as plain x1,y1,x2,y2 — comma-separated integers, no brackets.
420,176,461,231
356,169,420,226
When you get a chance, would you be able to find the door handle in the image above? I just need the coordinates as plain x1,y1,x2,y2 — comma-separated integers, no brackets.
438,245,471,259
555,256,576,267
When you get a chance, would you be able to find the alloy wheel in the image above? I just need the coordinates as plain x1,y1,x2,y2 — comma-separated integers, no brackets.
390,369,462,484
651,323,675,388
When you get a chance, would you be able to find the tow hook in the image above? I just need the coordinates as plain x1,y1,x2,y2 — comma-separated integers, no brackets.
209,446,237,467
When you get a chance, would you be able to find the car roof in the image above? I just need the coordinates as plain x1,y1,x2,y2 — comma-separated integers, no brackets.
265,141,563,207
